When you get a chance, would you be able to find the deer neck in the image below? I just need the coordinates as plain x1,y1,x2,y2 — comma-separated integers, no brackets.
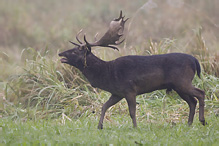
81,53,109,88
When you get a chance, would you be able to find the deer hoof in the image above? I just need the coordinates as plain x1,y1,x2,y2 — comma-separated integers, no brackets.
98,124,103,129
200,120,207,126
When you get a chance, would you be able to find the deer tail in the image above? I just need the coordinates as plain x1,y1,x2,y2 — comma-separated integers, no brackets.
195,58,201,78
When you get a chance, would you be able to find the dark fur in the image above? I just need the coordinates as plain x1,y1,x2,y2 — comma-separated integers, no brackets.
59,46,206,129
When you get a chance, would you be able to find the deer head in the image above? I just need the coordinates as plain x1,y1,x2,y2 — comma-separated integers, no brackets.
59,11,128,67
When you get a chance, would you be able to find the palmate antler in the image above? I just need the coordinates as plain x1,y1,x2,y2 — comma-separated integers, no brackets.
84,11,129,50
70,11,129,51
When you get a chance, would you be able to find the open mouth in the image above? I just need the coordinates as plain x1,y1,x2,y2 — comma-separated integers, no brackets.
60,57,68,63
59,53,68,63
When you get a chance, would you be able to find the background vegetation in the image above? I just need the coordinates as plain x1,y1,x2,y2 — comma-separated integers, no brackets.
0,0,218,145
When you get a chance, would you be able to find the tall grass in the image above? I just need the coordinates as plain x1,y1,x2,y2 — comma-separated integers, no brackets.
192,27,219,76
3,48,100,120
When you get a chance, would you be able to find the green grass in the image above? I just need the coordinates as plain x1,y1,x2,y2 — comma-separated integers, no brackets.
0,113,219,145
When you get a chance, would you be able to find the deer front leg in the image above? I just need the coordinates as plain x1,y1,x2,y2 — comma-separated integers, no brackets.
125,94,137,128
98,95,122,129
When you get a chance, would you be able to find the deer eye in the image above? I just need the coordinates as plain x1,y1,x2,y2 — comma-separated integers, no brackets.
71,50,77,54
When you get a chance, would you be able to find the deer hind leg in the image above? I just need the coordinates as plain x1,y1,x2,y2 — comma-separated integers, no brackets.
189,87,206,125
177,92,197,125
176,84,206,126
125,93,137,128
98,95,122,129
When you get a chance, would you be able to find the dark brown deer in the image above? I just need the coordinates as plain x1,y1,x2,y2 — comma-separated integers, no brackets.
59,11,206,129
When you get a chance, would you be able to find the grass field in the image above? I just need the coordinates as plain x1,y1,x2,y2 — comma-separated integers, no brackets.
1,113,219,145
0,0,219,145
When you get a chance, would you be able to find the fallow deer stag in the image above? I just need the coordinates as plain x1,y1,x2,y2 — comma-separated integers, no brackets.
59,11,206,129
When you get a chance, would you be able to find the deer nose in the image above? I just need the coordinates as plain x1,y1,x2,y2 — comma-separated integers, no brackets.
58,52,64,57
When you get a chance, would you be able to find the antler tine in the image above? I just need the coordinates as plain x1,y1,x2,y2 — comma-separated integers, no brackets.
116,38,125,45
124,16,129,23
83,34,91,46
76,29,83,44
114,10,123,21
69,41,80,47
105,45,119,51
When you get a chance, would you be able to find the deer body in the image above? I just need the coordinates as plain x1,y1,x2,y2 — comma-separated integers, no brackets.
59,11,206,129
82,53,200,95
